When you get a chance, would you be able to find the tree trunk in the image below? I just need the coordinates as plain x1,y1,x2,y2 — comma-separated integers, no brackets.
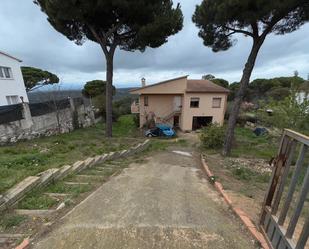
222,39,264,156
105,54,114,137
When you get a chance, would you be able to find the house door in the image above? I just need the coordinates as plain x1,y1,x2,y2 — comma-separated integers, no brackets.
173,96,182,111
173,115,180,128
192,116,213,130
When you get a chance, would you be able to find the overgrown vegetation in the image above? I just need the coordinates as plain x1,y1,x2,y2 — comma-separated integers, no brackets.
258,95,309,135
200,125,278,160
0,115,141,193
0,214,27,230
200,123,225,149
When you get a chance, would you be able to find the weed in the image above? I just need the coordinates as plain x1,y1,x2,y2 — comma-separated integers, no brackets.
0,214,27,229
18,193,58,210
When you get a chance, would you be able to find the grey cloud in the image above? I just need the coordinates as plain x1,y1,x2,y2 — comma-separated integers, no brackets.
0,0,308,87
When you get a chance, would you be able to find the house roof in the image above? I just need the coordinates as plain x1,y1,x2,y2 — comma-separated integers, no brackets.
186,80,229,93
0,50,22,62
129,75,188,93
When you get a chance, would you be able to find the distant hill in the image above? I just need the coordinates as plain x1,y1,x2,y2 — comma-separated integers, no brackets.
114,87,137,101
28,87,137,103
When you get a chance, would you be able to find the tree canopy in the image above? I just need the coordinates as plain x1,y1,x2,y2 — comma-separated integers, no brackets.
193,0,309,52
82,80,115,98
193,0,309,155
21,66,59,91
35,0,183,137
212,78,229,88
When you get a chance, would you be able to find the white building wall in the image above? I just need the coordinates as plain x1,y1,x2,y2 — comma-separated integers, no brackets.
296,91,309,105
0,53,29,106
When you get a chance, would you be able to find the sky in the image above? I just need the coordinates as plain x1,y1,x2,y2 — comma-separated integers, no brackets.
1,0,309,89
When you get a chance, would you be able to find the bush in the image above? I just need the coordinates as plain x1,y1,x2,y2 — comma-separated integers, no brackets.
200,123,225,149
133,114,140,128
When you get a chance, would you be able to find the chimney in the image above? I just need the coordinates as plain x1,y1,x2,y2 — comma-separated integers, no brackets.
141,77,146,87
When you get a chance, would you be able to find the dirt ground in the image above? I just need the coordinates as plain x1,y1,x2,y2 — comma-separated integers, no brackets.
29,143,257,249
205,153,309,249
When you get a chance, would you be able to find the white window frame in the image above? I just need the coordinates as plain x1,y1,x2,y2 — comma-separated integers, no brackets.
212,97,222,108
0,66,13,79
6,95,19,105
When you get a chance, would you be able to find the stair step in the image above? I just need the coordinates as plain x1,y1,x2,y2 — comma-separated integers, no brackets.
44,193,70,199
0,234,29,238
15,209,55,217
64,182,90,185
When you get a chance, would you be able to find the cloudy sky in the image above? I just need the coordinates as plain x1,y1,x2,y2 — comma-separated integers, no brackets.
1,0,309,88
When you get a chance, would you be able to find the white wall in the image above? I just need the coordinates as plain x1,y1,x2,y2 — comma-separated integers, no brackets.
296,91,309,105
0,53,29,106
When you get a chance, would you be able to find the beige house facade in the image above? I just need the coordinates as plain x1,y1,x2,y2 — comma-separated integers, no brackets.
130,76,229,131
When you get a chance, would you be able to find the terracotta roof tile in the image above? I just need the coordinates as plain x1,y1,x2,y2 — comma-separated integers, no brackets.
186,80,229,93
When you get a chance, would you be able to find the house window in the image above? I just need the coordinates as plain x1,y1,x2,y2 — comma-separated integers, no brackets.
6,95,19,105
0,67,13,79
190,97,199,108
212,97,222,108
144,96,149,106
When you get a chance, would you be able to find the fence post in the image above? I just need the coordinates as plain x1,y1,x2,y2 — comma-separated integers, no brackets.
69,98,79,130
22,102,33,129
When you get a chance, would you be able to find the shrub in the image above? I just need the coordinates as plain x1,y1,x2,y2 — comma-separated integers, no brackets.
133,114,140,128
200,123,225,149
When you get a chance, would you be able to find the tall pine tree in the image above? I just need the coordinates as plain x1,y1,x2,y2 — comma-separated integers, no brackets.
35,0,183,137
193,0,309,155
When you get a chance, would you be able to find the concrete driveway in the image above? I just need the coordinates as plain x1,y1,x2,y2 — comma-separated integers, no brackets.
31,146,256,249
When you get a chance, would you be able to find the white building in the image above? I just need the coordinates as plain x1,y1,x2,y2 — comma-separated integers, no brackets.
0,51,28,106
296,82,309,105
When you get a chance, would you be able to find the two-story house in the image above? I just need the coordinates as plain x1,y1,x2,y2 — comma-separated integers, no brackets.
130,76,229,131
0,51,28,106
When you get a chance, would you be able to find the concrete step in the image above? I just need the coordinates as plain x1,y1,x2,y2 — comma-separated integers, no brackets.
44,193,70,200
15,209,55,217
0,234,30,238
76,175,105,179
64,182,90,185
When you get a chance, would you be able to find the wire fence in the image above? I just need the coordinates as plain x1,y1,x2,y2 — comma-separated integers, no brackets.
0,104,24,124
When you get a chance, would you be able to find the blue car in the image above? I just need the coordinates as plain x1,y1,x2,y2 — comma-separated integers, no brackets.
145,124,176,138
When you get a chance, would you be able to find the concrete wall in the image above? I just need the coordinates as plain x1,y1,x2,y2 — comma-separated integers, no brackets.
0,102,95,144
181,93,228,131
0,54,29,106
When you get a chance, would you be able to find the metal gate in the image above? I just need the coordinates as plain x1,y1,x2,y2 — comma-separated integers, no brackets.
260,129,309,249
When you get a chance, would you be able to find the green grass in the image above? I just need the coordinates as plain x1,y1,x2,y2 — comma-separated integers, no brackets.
18,190,58,210
45,181,93,196
112,115,140,137
232,167,270,183
0,214,27,230
0,116,142,193
230,127,278,159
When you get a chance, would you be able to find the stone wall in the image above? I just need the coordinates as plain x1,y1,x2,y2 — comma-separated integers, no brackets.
0,100,96,144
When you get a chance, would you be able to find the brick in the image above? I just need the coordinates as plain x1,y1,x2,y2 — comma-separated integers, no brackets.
55,165,72,180
1,176,40,210
99,154,109,163
15,238,30,249
119,150,128,158
89,156,99,166
84,157,95,168
15,209,55,217
106,152,115,161
221,192,233,206
71,161,85,173
37,168,60,187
